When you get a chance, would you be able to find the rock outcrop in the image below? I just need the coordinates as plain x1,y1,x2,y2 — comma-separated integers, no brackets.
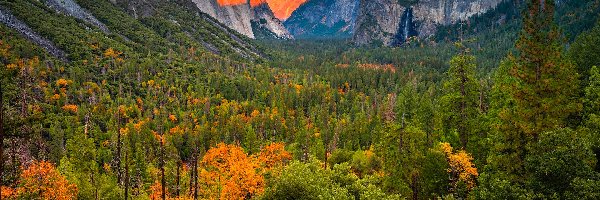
284,0,360,38
0,6,67,61
191,0,293,40
251,3,293,39
192,0,256,38
45,0,110,33
353,0,503,46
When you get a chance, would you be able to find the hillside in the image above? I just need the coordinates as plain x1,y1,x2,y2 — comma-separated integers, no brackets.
0,0,264,62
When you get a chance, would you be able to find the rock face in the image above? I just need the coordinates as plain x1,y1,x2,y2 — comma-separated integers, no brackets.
251,3,293,39
353,0,503,46
45,0,110,33
191,0,292,39
284,0,360,38
0,6,67,61
192,0,256,38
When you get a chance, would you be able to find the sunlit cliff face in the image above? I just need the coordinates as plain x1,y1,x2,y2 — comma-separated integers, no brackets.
264,0,306,20
217,0,307,20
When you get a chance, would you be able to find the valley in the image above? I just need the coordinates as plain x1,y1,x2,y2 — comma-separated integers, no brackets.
1,0,600,199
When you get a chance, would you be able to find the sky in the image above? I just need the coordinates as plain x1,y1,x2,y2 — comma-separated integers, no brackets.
217,0,307,20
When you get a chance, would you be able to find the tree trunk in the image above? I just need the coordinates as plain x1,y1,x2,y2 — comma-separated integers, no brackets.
161,141,166,200
116,115,122,185
0,81,4,199
459,66,468,149
176,161,181,197
125,150,129,200
194,151,199,200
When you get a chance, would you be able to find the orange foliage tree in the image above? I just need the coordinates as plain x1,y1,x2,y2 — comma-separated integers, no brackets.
3,161,78,199
199,143,264,200
256,142,292,171
439,143,479,193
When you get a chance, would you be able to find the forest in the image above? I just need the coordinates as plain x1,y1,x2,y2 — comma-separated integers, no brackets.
1,0,600,199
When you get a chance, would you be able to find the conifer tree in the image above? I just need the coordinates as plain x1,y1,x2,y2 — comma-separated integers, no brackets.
497,0,581,180
441,43,480,149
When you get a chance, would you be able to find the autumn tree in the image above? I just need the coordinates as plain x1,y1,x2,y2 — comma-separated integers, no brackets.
13,161,78,199
199,143,264,200
255,142,292,172
439,142,478,198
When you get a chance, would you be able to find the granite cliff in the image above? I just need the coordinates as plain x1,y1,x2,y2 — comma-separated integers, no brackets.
192,0,292,39
353,0,503,46
284,0,360,38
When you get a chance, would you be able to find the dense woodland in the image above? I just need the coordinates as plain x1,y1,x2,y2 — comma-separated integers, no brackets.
1,0,600,199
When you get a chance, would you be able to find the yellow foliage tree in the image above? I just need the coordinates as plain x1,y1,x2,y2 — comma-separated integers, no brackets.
439,143,478,192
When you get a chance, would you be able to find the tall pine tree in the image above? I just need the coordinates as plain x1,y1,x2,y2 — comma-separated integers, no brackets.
441,42,480,149
497,0,581,181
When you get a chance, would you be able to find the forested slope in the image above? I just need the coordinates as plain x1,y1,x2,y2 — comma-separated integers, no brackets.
1,0,600,199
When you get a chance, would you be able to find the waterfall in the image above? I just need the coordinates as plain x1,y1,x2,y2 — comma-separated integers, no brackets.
402,8,412,41
393,7,416,46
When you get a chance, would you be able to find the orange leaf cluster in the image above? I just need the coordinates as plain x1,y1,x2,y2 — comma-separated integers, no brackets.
1,186,16,199
149,181,165,200
152,131,166,144
62,104,78,113
6,161,79,200
169,114,178,122
358,63,397,73
200,143,264,200
56,78,71,87
439,143,479,190
256,142,292,171
119,127,129,136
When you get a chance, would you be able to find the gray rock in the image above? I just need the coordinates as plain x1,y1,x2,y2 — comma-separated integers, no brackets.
353,0,503,46
284,0,360,38
252,3,293,40
44,0,110,33
0,6,68,61
191,0,256,38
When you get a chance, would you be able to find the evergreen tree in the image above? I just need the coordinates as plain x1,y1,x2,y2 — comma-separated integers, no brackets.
569,18,600,85
441,43,480,149
496,0,581,177
584,66,600,171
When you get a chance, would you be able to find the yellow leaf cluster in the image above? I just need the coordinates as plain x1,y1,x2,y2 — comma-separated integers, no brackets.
439,142,479,190
103,48,122,59
56,79,71,87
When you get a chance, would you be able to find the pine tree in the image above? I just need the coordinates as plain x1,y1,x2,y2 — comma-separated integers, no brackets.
441,43,480,149
496,0,581,180
584,66,600,171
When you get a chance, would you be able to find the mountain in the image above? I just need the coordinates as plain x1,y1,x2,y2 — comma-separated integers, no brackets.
284,0,360,38
191,0,256,38
353,0,503,46
251,3,294,40
191,0,293,40
0,0,265,61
